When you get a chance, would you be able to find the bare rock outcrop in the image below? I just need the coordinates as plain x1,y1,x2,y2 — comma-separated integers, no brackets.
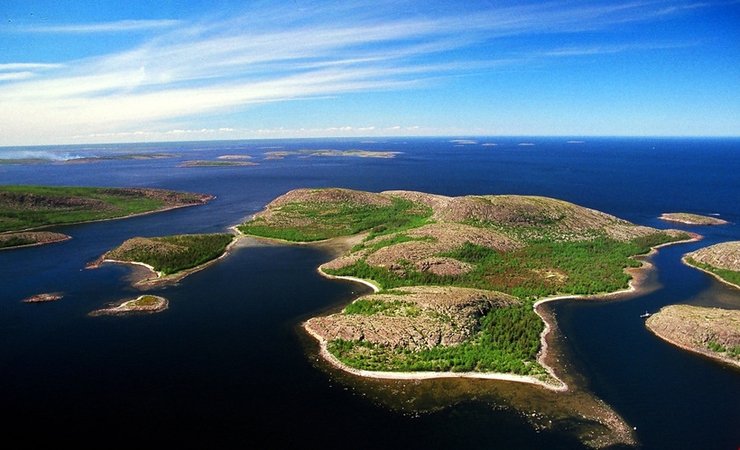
646,305,740,366
306,287,518,351
685,241,740,272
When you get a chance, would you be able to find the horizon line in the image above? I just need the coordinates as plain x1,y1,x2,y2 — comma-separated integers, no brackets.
2,134,740,150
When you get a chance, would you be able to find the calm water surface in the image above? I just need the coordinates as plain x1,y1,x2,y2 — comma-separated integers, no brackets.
1,137,738,448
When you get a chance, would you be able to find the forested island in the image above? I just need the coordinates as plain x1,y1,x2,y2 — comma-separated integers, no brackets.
239,188,690,386
98,233,236,286
0,185,212,249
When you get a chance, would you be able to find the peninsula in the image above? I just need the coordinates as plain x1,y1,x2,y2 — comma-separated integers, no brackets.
239,188,690,386
660,212,728,226
0,185,213,249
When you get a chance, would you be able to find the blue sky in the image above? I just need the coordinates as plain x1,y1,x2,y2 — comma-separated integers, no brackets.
1,0,739,145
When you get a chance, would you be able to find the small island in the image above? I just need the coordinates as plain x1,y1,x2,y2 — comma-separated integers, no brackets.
1,231,71,250
98,233,235,286
239,188,691,387
0,185,213,249
22,292,63,303
646,305,740,367
262,149,400,160
683,241,740,289
179,160,258,167
660,212,728,226
89,295,168,316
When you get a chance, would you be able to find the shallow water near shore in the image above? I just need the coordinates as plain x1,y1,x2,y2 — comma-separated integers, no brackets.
1,137,738,448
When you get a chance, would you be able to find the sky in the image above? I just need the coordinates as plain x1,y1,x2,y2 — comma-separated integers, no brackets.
1,0,739,145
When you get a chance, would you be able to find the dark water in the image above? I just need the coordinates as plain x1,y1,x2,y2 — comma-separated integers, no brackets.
1,137,738,448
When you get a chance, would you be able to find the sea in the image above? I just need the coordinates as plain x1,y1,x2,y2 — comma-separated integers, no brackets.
0,137,738,449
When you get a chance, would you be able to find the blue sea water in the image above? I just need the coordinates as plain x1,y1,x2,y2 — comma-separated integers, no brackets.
0,137,738,449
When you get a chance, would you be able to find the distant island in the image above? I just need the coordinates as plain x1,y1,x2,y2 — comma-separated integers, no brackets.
179,160,258,167
239,188,691,388
96,233,236,287
0,153,176,165
683,241,740,289
0,186,213,249
22,292,63,303
646,305,739,367
263,149,400,160
89,294,168,316
659,212,728,226
1,231,70,249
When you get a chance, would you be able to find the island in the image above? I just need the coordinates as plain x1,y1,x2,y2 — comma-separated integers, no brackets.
0,185,213,249
238,188,691,387
22,292,63,303
644,241,740,367
1,231,70,250
683,241,740,289
89,294,168,316
262,149,400,160
97,233,236,286
179,160,258,167
659,212,729,225
63,153,176,164
646,305,740,367
217,154,253,160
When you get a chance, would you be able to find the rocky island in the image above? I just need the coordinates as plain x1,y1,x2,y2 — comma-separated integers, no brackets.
239,188,690,386
660,212,728,225
179,160,258,167
89,294,168,316
0,185,213,249
683,241,740,289
646,305,740,367
22,292,64,303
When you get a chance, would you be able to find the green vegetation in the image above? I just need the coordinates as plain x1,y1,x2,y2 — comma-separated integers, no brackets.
343,298,421,317
0,185,207,233
106,233,234,275
328,304,544,374
246,188,691,376
685,257,740,286
351,233,435,253
133,295,161,307
327,233,681,300
0,235,36,248
707,341,740,358
239,197,432,242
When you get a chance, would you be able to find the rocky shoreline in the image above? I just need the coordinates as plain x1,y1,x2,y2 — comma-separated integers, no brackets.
646,305,740,368
89,295,168,316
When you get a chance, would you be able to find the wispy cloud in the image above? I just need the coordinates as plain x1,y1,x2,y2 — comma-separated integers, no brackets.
0,1,709,145
540,41,700,57
13,19,181,34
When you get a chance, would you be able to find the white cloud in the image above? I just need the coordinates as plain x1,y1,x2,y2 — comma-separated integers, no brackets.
0,1,709,145
0,72,34,81
16,19,181,34
0,63,63,71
